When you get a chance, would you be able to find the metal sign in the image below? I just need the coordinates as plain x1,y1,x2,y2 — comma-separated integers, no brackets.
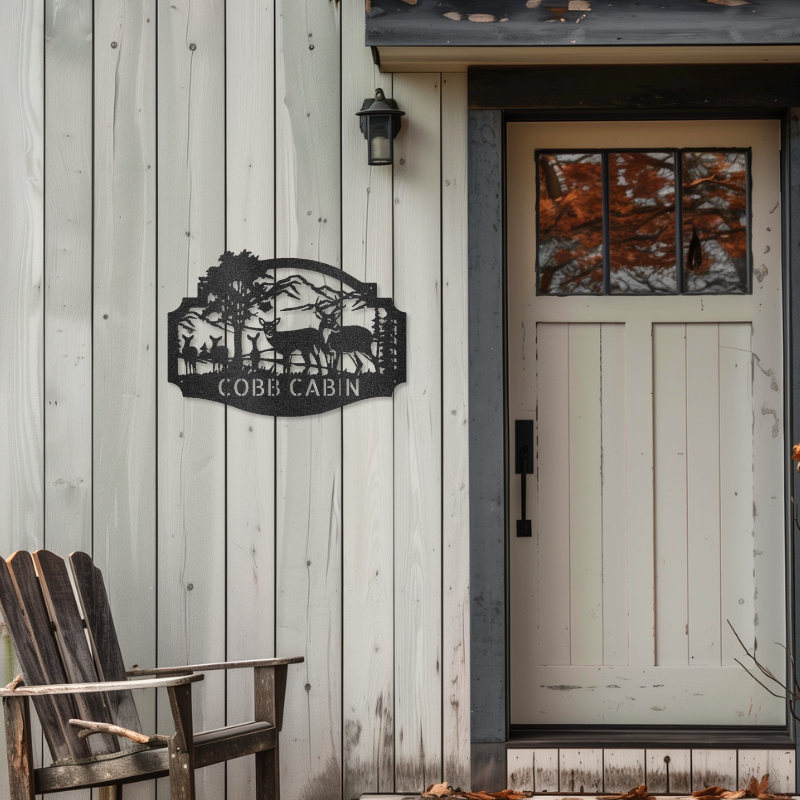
168,252,406,416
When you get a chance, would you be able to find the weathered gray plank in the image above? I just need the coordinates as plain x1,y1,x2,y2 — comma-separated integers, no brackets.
442,71,471,793
224,0,277,797
127,657,303,676
0,0,45,784
5,552,89,761
646,750,691,795
507,750,533,793
34,748,169,794
275,0,343,797
32,551,117,755
692,750,736,791
3,696,35,800
0,557,69,763
156,1,228,799
92,0,158,794
43,0,93,564
604,749,645,793
559,749,602,794
44,3,93,792
69,552,143,740
341,0,395,796
533,749,559,793
167,683,195,800
0,0,44,561
393,72,443,793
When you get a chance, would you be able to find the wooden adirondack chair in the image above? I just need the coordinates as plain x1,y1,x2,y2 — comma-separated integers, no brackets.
0,550,302,799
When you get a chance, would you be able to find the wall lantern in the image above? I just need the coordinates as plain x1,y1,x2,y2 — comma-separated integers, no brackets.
356,88,405,166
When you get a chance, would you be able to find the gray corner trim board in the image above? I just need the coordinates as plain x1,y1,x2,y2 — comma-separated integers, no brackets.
471,742,508,793
468,108,506,760
366,0,800,48
787,108,800,788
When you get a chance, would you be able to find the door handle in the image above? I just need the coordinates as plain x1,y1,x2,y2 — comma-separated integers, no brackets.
515,420,533,537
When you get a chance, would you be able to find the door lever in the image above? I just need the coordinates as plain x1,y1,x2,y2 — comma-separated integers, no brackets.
515,420,533,537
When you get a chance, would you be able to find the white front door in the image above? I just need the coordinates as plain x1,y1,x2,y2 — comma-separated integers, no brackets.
508,119,786,726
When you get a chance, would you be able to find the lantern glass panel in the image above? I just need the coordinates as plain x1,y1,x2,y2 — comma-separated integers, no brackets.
368,115,393,165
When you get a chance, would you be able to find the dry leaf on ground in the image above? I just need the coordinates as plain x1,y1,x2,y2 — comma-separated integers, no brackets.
693,774,791,800
424,784,457,798
598,784,655,800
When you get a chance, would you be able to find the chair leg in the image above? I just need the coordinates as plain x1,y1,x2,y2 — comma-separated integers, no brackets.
255,744,279,800
99,785,123,800
167,683,196,800
168,738,196,800
3,696,35,800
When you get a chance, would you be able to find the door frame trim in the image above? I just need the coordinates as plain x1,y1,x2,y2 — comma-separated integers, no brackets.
466,66,800,790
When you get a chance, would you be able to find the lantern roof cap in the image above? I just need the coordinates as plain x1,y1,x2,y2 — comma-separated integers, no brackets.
356,88,405,117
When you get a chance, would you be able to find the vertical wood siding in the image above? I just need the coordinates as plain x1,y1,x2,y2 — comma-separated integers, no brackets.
93,3,158,800
0,3,470,799
225,1,276,797
0,0,44,793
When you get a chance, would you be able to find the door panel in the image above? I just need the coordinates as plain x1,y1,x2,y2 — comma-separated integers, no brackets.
508,119,785,725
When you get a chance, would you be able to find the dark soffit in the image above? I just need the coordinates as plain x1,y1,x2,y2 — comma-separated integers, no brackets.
468,63,800,110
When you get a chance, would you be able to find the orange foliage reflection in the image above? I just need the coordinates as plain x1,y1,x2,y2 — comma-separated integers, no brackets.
609,152,677,293
537,153,603,294
682,151,748,293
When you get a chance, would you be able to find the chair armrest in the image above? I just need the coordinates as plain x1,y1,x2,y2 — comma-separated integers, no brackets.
126,656,303,677
0,673,203,696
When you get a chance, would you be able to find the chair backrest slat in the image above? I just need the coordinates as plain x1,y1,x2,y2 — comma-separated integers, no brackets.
69,551,142,740
33,550,119,756
0,552,90,761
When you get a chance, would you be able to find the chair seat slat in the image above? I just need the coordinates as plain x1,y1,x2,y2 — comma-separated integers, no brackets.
69,552,142,740
33,551,119,756
2,552,90,761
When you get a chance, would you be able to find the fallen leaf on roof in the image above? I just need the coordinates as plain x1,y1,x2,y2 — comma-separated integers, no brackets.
569,0,591,9
707,0,749,5
398,0,418,4
526,0,542,6
598,784,656,800
443,12,463,21
467,13,496,22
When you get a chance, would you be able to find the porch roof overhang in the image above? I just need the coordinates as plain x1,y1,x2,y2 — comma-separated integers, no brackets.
366,0,800,72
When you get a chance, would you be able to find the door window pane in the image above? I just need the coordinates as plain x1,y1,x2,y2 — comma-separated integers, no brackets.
537,152,604,295
535,148,750,296
682,150,749,294
609,152,678,294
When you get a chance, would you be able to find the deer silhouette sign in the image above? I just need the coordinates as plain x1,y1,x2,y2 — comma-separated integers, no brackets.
168,253,406,417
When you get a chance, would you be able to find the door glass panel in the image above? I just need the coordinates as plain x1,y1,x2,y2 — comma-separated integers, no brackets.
609,151,678,294
682,150,749,294
537,152,604,295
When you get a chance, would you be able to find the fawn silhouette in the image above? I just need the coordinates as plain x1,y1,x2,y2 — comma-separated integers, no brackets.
246,332,261,372
209,336,228,373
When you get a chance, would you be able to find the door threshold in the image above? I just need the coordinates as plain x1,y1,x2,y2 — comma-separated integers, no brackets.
509,726,794,749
